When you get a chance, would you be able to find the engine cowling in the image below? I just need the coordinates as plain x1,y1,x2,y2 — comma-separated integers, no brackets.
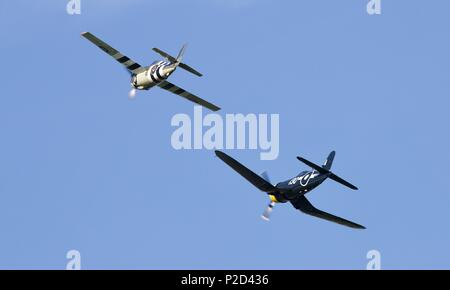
131,62,175,89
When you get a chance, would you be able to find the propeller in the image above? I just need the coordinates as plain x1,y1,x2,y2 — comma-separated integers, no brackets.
128,88,137,99
128,73,137,100
260,171,275,221
261,200,275,221
260,171,270,183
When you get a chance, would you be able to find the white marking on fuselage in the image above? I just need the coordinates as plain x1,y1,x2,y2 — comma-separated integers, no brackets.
288,171,319,187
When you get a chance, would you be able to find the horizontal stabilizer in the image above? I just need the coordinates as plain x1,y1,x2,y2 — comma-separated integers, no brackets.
152,47,203,77
152,47,177,63
297,157,328,174
215,151,277,193
296,156,358,190
328,173,358,190
291,195,365,229
178,63,203,77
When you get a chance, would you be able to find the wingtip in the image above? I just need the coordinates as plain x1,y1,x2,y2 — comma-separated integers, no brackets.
261,215,270,222
297,156,308,163
352,223,366,229
344,223,365,229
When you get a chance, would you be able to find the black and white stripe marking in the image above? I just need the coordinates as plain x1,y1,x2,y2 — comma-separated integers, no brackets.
112,52,142,73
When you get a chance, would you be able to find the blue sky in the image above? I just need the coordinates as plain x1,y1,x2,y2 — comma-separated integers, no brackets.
1,0,450,269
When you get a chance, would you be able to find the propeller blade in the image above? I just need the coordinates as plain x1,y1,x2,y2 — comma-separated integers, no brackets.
128,89,137,99
261,201,275,221
260,171,271,183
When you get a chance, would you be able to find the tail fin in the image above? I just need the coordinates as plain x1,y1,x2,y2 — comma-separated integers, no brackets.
152,45,203,77
323,151,335,170
176,44,187,63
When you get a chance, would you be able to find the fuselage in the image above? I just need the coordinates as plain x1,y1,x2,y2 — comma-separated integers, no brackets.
270,170,329,203
131,60,176,90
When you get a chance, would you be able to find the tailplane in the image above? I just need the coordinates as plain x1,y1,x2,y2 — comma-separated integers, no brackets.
152,45,203,77
296,153,358,190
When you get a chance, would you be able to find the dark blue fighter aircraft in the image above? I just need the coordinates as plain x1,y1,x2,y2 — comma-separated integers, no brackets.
215,150,365,229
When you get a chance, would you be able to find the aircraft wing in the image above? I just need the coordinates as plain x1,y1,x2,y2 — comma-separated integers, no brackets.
81,32,145,75
157,80,220,112
215,150,277,193
291,195,365,229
